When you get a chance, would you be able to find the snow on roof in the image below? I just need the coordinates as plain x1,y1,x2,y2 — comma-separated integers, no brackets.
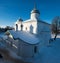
23,19,37,23
9,30,39,44
23,19,50,25
38,20,50,25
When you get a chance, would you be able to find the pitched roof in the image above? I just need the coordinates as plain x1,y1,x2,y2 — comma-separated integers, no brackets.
23,19,50,25
9,30,39,45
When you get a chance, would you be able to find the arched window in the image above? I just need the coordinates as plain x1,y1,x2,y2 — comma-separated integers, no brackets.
20,24,23,31
16,24,18,31
26,27,27,30
34,46,37,53
30,25,34,33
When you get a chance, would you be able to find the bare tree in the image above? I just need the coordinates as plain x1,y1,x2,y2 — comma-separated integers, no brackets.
51,16,60,40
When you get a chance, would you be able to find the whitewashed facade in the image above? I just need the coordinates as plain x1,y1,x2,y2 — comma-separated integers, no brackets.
9,30,39,58
9,7,51,58
15,7,50,35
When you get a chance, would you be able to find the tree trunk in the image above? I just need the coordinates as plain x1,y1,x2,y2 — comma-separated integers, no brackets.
54,33,57,40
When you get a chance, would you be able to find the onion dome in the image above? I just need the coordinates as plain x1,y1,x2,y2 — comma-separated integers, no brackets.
18,18,23,22
31,8,40,14
17,18,23,23
15,18,23,24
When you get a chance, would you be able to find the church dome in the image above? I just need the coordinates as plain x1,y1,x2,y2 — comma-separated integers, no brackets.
18,18,23,22
15,18,23,24
31,8,40,14
17,18,23,22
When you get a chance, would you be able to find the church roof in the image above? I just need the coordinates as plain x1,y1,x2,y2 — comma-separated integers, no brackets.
23,19,50,25
23,19,37,22
18,18,23,21
15,18,23,24
38,20,51,25
31,8,40,14
17,18,23,22
9,30,39,45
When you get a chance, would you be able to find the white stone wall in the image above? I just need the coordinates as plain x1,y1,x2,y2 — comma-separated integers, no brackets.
14,24,18,31
31,13,40,20
37,22,51,47
18,39,37,58
18,24,21,31
23,21,37,34
15,22,22,31
14,20,51,36
37,22,50,34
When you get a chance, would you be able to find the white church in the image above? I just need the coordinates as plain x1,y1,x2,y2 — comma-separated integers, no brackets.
7,5,51,59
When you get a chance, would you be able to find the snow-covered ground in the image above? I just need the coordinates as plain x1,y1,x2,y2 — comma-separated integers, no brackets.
35,35,60,63
51,34,60,38
39,38,60,63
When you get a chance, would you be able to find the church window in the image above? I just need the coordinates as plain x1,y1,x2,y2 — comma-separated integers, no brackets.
16,24,18,30
26,27,27,30
34,46,37,53
20,24,23,31
16,24,18,27
30,25,33,33
21,24,23,28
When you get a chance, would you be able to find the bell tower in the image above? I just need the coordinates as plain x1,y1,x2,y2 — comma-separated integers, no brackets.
30,1,40,20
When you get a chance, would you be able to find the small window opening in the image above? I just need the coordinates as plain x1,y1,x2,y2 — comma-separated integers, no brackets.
0,54,3,58
34,46,37,53
26,27,27,30
21,24,23,31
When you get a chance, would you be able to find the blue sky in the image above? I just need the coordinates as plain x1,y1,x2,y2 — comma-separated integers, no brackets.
0,0,60,27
